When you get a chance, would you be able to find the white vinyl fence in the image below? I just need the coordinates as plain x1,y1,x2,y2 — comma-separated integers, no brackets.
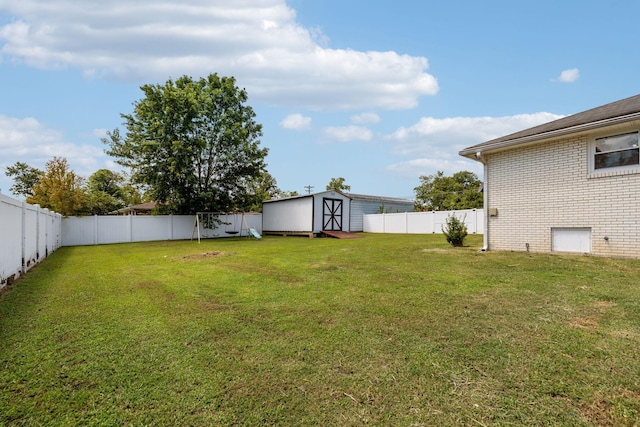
0,191,62,289
62,213,262,246
363,209,484,234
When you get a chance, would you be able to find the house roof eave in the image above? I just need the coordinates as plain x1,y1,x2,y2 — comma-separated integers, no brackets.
459,112,640,160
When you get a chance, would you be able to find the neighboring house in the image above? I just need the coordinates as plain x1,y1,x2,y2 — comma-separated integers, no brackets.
262,191,413,236
460,93,640,258
110,202,157,215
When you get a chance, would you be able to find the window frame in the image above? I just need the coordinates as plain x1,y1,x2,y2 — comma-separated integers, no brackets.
589,130,640,175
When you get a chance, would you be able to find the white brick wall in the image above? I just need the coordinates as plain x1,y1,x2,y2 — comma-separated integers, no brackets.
486,131,640,257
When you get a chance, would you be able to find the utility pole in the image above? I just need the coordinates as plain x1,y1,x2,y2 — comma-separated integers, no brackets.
304,185,314,194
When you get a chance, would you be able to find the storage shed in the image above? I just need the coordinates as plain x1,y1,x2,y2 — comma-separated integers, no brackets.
262,191,413,236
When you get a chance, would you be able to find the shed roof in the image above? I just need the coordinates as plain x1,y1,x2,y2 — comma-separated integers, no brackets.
263,191,413,204
263,190,349,204
345,193,413,203
459,93,640,159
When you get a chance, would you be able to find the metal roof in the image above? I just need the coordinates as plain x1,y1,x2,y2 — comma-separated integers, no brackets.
459,93,640,159
262,190,348,204
345,193,413,203
263,191,413,204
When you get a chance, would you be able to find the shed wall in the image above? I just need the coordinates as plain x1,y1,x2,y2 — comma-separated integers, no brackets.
486,131,640,257
262,197,313,232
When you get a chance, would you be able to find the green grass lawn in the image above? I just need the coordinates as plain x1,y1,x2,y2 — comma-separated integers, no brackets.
1,234,640,426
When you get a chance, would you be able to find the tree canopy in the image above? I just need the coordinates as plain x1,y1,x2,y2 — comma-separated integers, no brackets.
27,157,86,216
5,158,144,216
414,170,483,211
84,169,144,215
103,74,268,214
236,171,281,213
4,161,43,198
326,177,351,192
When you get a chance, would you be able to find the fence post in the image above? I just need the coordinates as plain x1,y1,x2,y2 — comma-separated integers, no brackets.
36,204,40,261
169,214,173,240
94,214,99,245
21,201,26,274
431,211,436,234
43,208,48,259
473,209,477,234
405,211,409,234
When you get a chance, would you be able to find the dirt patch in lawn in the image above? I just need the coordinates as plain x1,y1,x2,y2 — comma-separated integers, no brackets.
180,251,224,261
593,300,617,308
199,301,236,311
569,301,617,330
569,317,599,330
580,392,616,425
580,389,640,426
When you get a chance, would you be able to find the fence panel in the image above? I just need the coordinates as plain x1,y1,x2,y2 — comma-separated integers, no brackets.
383,213,408,234
99,216,132,244
131,216,194,242
62,213,263,246
363,209,484,235
46,210,62,254
407,212,433,233
38,210,49,259
172,215,198,240
0,192,62,289
132,216,164,242
363,214,384,233
23,204,39,270
62,216,96,246
0,194,23,287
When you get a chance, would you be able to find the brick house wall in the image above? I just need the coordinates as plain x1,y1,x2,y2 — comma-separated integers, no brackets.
485,128,640,258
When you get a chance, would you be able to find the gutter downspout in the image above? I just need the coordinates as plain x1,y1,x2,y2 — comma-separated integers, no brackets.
476,151,489,251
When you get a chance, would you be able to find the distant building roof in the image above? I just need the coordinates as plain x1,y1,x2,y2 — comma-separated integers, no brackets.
345,193,413,203
110,202,157,215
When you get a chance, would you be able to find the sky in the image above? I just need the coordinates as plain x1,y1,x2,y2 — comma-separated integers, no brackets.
1,1,639,200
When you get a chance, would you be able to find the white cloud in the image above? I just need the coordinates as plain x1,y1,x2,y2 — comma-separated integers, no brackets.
323,125,373,142
280,113,311,130
0,115,109,181
387,112,563,157
555,68,580,83
0,0,438,110
384,112,564,180
351,112,380,125
387,158,483,179
92,128,109,138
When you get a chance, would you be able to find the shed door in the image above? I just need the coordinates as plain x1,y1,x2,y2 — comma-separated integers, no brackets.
552,228,592,253
323,198,343,231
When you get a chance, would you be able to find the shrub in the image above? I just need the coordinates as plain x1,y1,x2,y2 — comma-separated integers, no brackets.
442,214,468,247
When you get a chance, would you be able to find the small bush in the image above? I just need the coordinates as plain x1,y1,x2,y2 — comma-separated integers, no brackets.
442,214,468,247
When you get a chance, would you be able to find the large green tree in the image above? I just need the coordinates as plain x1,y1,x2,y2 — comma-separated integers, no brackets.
84,169,137,215
103,74,268,214
4,161,43,198
414,170,483,211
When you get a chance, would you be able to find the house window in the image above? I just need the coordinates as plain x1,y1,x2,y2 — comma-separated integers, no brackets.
593,131,639,170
